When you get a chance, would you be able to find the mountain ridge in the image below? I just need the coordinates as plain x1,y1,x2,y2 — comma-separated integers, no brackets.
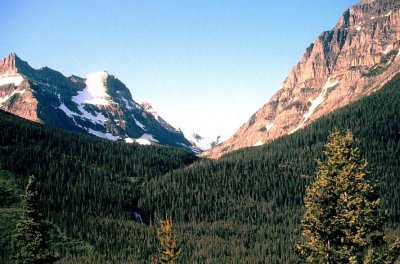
0,53,201,152
204,0,400,158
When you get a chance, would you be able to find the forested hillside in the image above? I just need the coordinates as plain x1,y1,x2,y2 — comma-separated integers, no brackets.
0,112,198,263
0,74,399,263
140,73,400,263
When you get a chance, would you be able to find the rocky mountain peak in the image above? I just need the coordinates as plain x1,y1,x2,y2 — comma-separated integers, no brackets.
204,0,400,159
0,53,28,87
141,101,153,111
0,53,20,74
0,54,199,152
139,101,178,132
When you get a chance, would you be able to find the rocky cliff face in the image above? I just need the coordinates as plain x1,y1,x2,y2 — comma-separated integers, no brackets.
205,0,400,159
0,53,199,152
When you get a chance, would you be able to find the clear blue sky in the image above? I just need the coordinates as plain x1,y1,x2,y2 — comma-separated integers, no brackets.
0,0,359,139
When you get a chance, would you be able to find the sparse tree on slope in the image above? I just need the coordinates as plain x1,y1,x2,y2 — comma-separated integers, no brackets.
297,130,399,263
152,216,182,264
13,176,58,264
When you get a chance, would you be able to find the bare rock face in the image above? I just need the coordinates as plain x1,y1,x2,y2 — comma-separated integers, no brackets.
0,53,39,121
204,0,400,159
0,82,38,121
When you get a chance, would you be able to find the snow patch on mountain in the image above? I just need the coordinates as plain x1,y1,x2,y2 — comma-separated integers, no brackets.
140,133,158,142
126,133,159,145
124,134,158,145
383,45,393,55
133,116,146,130
58,99,105,125
78,106,106,125
87,128,118,140
58,103,75,117
125,138,135,144
291,77,340,134
121,97,133,110
73,71,110,106
0,89,26,105
253,139,263,146
184,132,221,151
67,72,111,125
0,73,24,86
265,121,275,131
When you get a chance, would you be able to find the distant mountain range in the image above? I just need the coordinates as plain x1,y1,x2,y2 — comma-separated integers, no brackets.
204,0,400,158
0,53,213,153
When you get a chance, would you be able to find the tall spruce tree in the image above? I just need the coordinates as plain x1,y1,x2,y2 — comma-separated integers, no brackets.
297,130,386,263
13,176,58,264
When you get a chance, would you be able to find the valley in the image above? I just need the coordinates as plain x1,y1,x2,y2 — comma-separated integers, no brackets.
1,0,400,263
1,73,399,262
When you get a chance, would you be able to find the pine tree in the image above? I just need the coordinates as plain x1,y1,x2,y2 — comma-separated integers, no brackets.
13,176,59,264
297,130,386,263
152,216,182,263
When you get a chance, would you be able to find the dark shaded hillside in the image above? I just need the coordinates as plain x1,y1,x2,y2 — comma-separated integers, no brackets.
0,111,198,263
139,74,400,263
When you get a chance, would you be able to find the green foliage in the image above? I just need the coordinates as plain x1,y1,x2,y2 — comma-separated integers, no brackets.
13,176,59,264
0,170,20,207
0,207,21,263
297,130,385,263
0,108,198,262
0,73,398,263
139,74,400,263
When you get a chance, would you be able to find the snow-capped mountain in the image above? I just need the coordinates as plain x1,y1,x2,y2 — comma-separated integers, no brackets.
0,53,201,152
184,132,221,152
204,0,400,158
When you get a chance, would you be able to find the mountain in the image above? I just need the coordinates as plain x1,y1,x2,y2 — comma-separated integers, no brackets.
204,0,400,158
139,73,400,263
183,132,221,152
0,53,200,152
1,71,398,263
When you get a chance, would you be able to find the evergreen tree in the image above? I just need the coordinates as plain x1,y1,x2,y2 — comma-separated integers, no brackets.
297,130,386,263
152,216,182,263
13,176,58,264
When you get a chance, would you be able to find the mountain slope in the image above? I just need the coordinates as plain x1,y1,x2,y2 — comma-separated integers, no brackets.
139,73,400,263
0,53,200,152
0,72,398,263
205,0,400,158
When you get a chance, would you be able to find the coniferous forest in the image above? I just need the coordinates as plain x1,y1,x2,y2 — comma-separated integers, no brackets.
0,74,400,263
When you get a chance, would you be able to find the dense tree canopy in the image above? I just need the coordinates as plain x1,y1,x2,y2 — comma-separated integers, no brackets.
0,73,399,263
